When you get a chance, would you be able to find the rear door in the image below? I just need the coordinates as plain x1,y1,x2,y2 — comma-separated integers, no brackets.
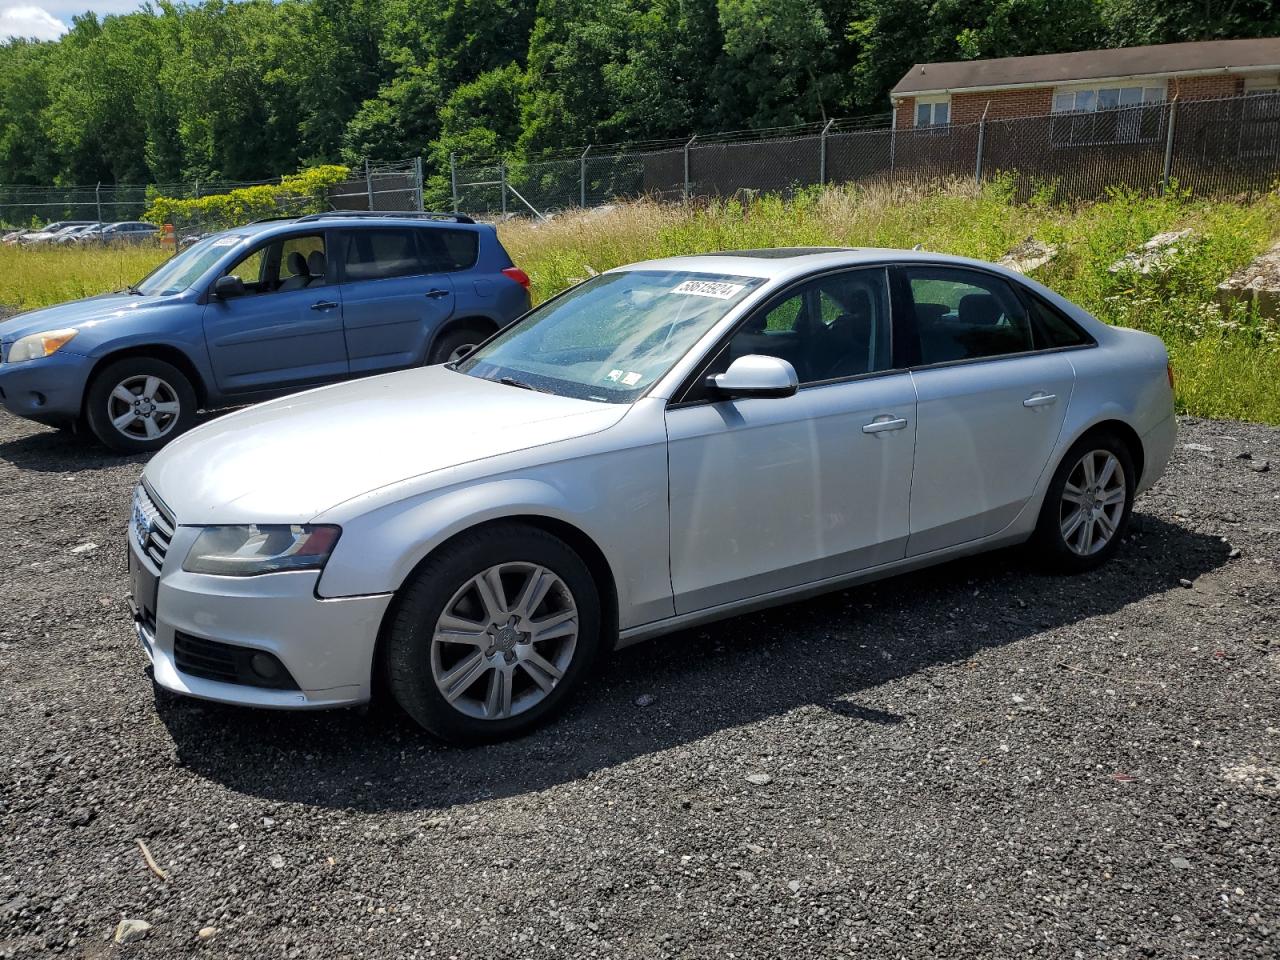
900,265,1075,555
337,226,460,374
202,231,348,393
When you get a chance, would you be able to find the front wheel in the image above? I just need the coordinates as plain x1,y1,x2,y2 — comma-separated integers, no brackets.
1033,432,1136,573
84,357,197,454
383,524,601,744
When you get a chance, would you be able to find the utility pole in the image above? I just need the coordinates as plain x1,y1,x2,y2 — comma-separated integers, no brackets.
818,119,834,186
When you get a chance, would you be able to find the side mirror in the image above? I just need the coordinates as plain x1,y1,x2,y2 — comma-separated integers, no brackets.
213,275,246,299
706,354,799,400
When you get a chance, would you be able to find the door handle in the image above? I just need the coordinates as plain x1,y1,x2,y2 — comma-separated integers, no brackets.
862,416,909,434
1023,392,1057,408
310,300,339,311
424,288,450,300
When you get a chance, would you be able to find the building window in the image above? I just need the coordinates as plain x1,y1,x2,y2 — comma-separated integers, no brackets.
915,97,950,127
1051,82,1165,145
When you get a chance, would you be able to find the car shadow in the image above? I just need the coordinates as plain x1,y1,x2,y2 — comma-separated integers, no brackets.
155,514,1227,812
0,410,227,473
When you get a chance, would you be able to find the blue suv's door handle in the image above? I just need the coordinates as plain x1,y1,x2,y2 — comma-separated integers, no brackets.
310,300,339,311
424,288,450,300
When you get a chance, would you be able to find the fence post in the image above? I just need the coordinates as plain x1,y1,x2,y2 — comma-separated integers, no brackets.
94,182,102,227
500,162,507,217
975,101,990,186
1162,99,1179,196
818,119,835,186
683,135,697,202
450,153,459,213
365,158,374,210
413,157,424,211
580,144,591,208
890,107,897,176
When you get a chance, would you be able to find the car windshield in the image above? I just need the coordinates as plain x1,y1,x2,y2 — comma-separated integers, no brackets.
133,234,246,296
458,270,764,402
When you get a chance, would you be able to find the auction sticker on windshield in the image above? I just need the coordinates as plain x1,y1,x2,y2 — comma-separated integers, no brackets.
671,279,746,299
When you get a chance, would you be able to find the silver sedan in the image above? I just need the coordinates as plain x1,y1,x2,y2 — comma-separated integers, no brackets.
129,248,1176,742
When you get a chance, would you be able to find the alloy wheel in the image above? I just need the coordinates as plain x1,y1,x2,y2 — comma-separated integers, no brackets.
1059,449,1127,556
430,562,579,720
107,375,181,442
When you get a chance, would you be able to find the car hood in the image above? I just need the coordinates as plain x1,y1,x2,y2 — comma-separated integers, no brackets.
144,366,629,524
0,292,169,343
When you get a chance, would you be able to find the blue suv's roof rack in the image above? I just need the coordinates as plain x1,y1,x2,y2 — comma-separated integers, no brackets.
292,210,477,225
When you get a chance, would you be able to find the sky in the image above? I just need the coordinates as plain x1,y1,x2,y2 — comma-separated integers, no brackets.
0,0,143,40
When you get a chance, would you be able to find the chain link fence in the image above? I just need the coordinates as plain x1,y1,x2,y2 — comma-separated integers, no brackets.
453,90,1280,215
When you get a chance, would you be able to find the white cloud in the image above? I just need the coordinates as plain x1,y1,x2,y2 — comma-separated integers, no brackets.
0,4,69,40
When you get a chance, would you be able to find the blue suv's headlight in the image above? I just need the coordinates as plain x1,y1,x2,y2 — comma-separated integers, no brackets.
7,328,78,363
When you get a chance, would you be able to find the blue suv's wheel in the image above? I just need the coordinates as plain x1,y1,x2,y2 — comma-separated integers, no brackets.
84,357,197,453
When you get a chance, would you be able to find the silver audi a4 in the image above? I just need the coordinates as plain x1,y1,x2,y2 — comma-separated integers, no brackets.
129,248,1176,742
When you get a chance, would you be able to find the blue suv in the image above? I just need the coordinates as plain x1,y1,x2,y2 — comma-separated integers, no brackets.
0,212,531,452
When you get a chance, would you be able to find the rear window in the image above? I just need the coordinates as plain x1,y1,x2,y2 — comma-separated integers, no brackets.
1026,294,1094,348
419,228,479,272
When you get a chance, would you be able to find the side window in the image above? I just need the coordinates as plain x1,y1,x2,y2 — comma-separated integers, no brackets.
419,228,480,272
1026,294,1092,348
697,268,892,391
224,233,326,295
343,229,427,282
905,267,1034,364
225,246,270,294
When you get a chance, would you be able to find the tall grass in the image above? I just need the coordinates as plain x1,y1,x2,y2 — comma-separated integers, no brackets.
4,181,1278,422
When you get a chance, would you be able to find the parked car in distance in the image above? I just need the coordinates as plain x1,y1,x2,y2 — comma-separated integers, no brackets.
88,221,160,245
2,228,31,244
128,248,1176,744
0,211,531,451
19,221,95,245
53,223,103,244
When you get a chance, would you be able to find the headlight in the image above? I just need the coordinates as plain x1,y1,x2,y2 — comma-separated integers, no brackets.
182,524,341,576
7,328,78,363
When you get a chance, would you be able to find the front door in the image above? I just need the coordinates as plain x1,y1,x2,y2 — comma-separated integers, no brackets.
900,265,1075,555
202,231,348,393
666,267,917,614
337,227,457,374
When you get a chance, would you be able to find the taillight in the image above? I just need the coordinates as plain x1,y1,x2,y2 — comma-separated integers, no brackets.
501,266,531,290
1167,361,1175,390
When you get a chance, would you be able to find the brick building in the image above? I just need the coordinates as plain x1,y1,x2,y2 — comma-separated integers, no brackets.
891,37,1280,131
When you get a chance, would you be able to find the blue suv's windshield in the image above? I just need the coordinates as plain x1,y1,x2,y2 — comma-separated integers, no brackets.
133,234,247,296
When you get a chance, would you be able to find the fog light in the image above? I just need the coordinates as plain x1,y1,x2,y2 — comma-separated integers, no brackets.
250,652,283,681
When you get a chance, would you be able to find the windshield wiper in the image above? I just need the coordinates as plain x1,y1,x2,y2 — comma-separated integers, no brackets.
498,376,536,391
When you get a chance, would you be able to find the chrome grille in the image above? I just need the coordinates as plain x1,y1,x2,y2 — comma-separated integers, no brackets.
131,483,176,570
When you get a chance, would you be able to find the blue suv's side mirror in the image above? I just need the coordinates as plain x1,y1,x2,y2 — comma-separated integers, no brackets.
213,275,246,299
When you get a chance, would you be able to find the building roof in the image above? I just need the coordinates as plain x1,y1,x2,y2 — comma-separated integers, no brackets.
891,37,1280,98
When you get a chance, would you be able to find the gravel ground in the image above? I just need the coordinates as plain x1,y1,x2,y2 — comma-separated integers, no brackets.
1,411,1277,959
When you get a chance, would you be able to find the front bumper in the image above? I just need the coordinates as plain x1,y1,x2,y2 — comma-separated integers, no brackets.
131,529,393,709
0,350,93,426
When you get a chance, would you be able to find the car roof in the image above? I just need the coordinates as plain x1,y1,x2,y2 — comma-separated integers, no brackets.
613,247,1028,282
217,213,482,242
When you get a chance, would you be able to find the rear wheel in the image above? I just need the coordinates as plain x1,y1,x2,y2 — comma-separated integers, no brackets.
384,523,600,744
84,357,197,454
1033,432,1136,573
428,324,491,365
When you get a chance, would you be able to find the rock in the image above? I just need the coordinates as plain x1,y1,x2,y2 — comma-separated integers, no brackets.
1229,548,1242,559
68,806,92,826
1235,450,1253,460
1170,856,1192,870
1,894,29,917
787,879,802,893
1178,578,1194,588
744,772,773,786
269,854,285,869
1109,229,1196,275
998,237,1058,275
634,693,655,707
197,926,218,940
69,542,98,554
1246,459,1270,473
114,919,152,944
1216,240,1280,320
1182,443,1214,453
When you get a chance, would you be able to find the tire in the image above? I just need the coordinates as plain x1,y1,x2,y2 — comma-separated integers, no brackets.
84,357,198,454
428,324,491,365
1032,430,1136,574
384,523,601,744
